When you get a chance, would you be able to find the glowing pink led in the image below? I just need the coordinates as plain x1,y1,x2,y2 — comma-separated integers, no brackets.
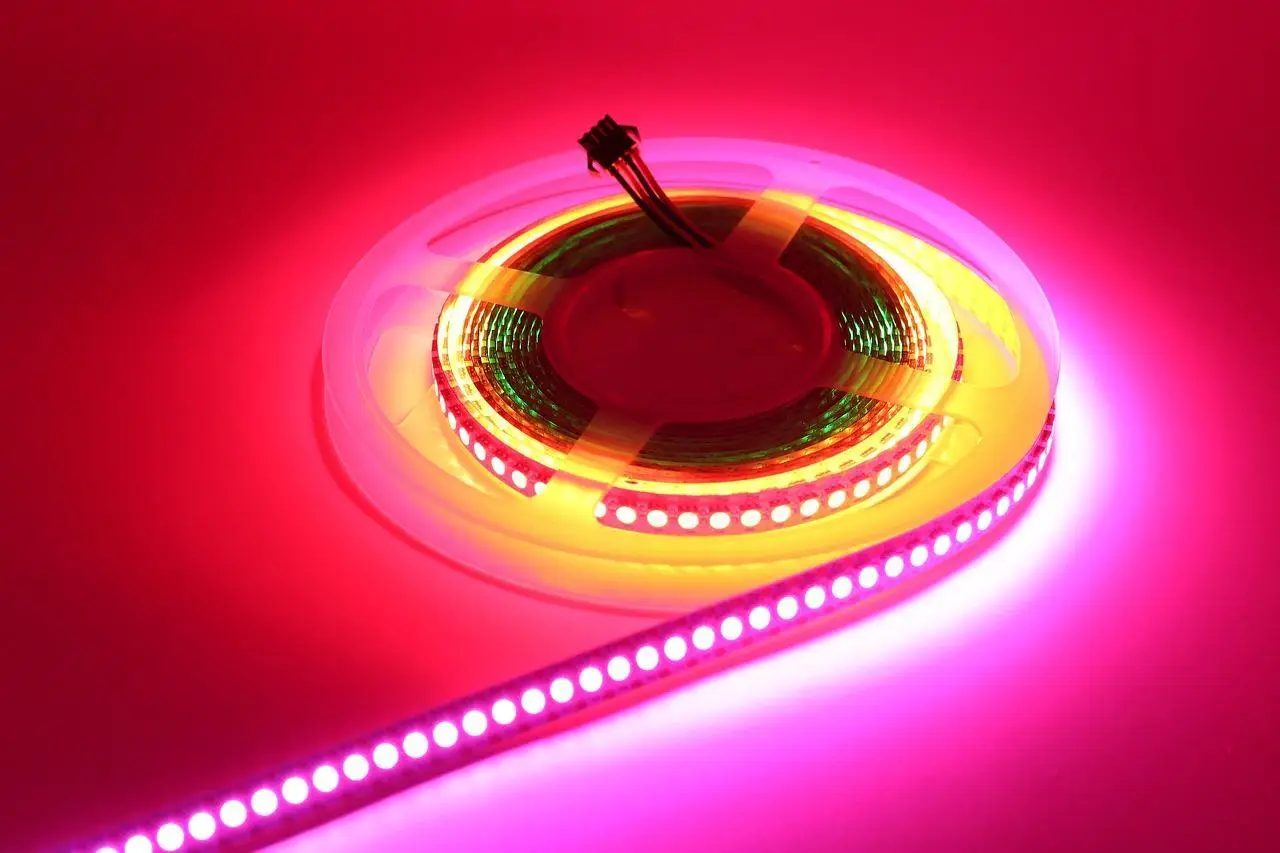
607,656,631,681
579,666,604,692
156,823,183,852
635,646,659,671
521,687,547,714
373,742,400,769
462,710,488,737
218,800,246,829
313,765,340,793
250,788,278,817
550,677,575,702
123,836,151,853
342,755,370,782
282,776,309,805
432,722,459,748
403,732,429,759
492,698,517,725
187,813,215,842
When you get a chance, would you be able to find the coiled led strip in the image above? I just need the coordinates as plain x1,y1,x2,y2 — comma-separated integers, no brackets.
84,139,1059,851
432,191,965,536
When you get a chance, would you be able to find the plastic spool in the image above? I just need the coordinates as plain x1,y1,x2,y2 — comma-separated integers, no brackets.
323,138,1059,614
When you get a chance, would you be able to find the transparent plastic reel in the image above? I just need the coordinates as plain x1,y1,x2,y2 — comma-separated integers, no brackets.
323,138,1059,614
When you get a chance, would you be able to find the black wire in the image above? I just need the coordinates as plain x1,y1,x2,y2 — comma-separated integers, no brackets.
604,164,696,310
630,154,715,248
606,165,693,247
611,164,697,247
622,154,715,248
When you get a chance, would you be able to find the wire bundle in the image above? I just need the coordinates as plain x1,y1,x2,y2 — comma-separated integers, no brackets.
601,152,715,249
579,115,715,249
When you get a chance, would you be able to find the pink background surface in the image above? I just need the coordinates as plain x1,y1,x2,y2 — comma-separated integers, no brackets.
3,2,1277,850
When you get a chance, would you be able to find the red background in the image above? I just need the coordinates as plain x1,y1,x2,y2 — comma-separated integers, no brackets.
3,1,1278,851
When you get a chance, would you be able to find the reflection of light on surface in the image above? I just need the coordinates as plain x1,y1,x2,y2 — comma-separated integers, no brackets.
271,357,1109,853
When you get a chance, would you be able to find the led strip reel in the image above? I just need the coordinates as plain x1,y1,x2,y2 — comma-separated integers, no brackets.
85,139,1059,852
431,190,965,537
330,140,1056,613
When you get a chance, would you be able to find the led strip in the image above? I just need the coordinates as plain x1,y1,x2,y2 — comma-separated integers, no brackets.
85,139,1059,850
433,378,952,535
88,417,1053,853
430,191,964,537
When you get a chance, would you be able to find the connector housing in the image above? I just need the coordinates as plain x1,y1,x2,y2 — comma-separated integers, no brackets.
579,115,639,172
